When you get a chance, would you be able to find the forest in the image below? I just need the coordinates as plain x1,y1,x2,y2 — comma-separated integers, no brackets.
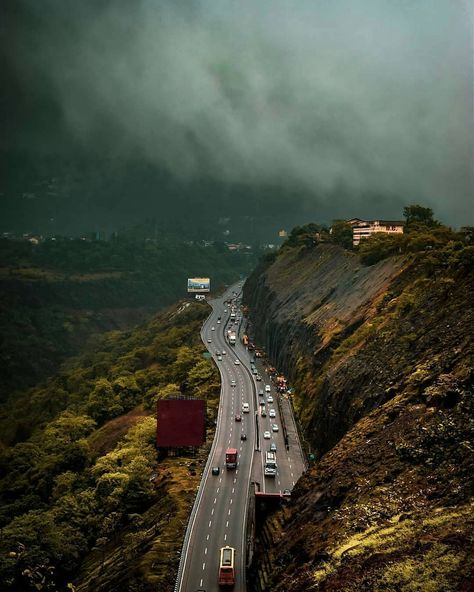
0,300,221,591
0,236,255,398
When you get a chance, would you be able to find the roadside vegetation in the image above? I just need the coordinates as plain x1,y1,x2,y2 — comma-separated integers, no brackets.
0,301,221,591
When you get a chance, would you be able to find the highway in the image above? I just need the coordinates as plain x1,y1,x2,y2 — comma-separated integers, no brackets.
175,284,305,592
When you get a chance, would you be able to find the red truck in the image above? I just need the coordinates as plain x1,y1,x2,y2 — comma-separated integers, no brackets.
225,448,238,469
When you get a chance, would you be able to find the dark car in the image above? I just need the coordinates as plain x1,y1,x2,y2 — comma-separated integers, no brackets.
240,433,247,441
212,466,220,476
235,414,242,422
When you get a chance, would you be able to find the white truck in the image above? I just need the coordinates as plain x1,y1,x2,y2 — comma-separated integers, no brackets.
264,451,277,477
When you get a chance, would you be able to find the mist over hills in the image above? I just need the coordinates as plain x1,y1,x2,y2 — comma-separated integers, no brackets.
2,0,473,236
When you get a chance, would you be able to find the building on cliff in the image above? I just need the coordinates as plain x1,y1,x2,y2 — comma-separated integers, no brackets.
347,218,405,246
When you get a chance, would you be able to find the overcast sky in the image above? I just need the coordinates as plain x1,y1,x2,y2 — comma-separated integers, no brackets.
2,0,473,227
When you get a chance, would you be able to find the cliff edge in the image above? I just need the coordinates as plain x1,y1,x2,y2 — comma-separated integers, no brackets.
244,241,473,591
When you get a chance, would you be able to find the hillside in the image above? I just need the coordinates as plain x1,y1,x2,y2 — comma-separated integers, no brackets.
0,300,221,591
0,236,254,408
244,236,474,590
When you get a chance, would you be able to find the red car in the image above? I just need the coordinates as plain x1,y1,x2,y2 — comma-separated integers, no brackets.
235,414,242,422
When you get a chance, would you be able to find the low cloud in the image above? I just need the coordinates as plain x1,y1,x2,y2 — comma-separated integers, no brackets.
6,0,474,225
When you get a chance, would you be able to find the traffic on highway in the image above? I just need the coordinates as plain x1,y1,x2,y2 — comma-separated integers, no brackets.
175,284,305,592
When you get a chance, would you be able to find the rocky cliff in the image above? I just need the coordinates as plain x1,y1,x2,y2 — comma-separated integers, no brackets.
244,242,474,591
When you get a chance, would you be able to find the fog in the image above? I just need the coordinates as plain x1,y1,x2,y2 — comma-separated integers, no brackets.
3,0,473,226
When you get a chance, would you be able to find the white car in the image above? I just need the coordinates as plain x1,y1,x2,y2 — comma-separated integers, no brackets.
265,385,271,393
272,424,279,432
217,320,221,324
234,359,240,365
211,326,215,331
269,409,276,418
222,350,227,355
217,356,222,361
242,403,250,413
207,338,212,343
267,396,273,403
230,380,236,387
263,431,271,439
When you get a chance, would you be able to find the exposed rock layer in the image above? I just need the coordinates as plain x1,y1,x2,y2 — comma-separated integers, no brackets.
243,244,474,591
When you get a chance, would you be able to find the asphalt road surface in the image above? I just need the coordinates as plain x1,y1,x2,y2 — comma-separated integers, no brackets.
176,284,305,592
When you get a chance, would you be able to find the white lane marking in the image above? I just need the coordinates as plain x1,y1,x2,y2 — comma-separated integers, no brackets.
202,563,206,571
224,534,227,541
228,509,231,515
226,521,229,527
214,498,217,504
206,534,209,541
211,508,215,515
230,498,233,505
232,487,235,494
217,487,220,493
293,481,295,486
200,579,203,587
205,548,208,555
208,521,212,528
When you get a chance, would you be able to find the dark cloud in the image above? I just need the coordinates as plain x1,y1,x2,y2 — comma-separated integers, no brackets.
2,0,473,227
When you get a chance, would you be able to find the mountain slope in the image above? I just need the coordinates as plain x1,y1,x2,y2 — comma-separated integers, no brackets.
244,240,474,591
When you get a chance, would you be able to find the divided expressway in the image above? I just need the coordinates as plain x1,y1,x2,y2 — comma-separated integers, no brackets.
175,285,306,592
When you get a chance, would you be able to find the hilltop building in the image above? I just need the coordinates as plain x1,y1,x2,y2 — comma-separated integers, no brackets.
347,218,405,247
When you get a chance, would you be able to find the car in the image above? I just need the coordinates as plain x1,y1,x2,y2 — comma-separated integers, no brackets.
212,466,220,475
235,414,242,422
267,395,274,403
217,320,221,324
242,402,250,413
240,433,247,441
270,442,277,452
217,355,222,361
230,380,236,387
256,375,262,381
215,350,220,355
211,326,215,331
261,408,266,417
263,431,271,439
282,488,291,497
265,384,271,393
272,424,279,432
258,389,264,396
252,368,258,375
259,399,265,406
224,309,228,313
222,350,227,355
207,338,212,343
234,359,240,365
269,409,276,418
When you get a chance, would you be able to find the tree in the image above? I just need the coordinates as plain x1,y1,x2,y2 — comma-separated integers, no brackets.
403,204,437,228
330,220,353,249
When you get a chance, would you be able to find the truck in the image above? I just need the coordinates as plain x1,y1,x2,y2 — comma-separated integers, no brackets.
218,545,236,587
264,451,277,477
226,448,238,469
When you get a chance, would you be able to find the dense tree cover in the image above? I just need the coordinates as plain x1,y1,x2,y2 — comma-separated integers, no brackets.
0,236,254,397
0,302,219,590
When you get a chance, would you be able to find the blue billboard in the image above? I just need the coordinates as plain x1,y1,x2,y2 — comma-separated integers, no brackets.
187,277,211,292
